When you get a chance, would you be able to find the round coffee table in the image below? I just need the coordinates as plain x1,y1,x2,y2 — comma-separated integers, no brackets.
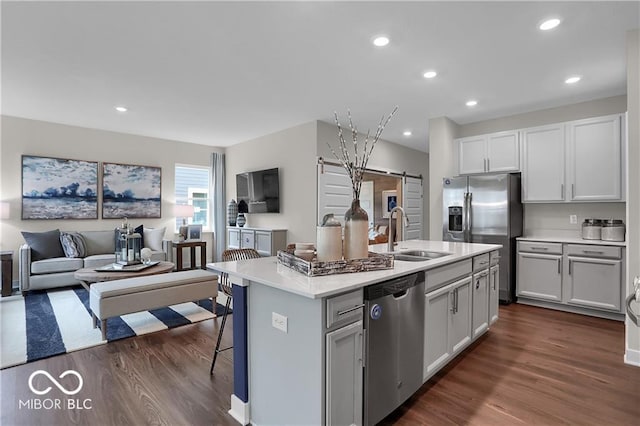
74,261,175,291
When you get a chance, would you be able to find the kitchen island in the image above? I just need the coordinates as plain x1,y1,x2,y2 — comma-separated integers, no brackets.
207,240,501,426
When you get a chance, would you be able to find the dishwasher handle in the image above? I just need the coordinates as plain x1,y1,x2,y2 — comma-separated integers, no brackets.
393,290,408,299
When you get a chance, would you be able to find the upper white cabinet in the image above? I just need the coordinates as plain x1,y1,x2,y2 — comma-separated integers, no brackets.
522,124,565,202
458,131,520,175
458,136,487,175
521,114,624,203
567,114,622,201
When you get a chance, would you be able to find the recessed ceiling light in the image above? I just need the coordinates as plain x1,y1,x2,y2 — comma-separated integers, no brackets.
539,18,561,31
115,106,128,112
466,100,478,107
403,130,412,136
565,76,581,84
423,71,437,79
373,36,390,47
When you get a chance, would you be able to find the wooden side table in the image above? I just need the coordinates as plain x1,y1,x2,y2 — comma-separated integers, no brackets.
1,251,13,297
172,241,206,271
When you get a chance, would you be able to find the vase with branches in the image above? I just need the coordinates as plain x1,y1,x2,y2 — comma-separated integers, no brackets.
327,106,398,259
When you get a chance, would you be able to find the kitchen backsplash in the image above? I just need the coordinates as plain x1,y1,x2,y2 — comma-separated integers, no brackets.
524,202,626,237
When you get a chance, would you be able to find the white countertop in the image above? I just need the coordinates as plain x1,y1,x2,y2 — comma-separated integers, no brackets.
518,235,626,247
206,240,501,299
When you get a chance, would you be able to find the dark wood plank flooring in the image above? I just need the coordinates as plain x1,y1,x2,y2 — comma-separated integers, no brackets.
1,304,638,425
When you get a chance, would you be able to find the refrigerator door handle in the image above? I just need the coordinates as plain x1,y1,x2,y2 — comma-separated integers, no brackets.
466,192,472,242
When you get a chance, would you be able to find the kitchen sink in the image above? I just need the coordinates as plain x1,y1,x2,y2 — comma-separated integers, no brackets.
394,250,451,262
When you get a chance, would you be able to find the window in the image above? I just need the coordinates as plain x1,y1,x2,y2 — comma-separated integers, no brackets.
175,165,210,231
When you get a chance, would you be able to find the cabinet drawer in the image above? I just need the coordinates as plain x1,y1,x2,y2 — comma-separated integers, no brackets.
472,254,490,271
518,241,562,255
566,244,621,259
426,259,472,293
326,289,363,329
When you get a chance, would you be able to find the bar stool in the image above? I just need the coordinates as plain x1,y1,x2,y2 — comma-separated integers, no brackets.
210,248,261,374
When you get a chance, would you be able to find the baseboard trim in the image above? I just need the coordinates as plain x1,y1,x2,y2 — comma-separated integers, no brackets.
516,298,624,321
229,394,250,425
624,347,640,367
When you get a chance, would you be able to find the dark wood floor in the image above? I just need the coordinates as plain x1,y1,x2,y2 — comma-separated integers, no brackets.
1,304,639,425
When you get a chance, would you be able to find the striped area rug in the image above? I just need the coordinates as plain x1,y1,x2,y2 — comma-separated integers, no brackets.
0,286,228,369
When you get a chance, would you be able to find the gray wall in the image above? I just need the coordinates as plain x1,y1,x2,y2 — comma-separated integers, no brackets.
225,121,318,244
0,116,221,279
427,117,460,240
457,95,627,138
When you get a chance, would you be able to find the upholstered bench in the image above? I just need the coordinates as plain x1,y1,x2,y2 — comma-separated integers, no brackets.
89,269,218,340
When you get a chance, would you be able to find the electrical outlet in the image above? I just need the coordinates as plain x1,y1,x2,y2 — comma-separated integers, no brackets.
272,312,288,333
569,215,578,224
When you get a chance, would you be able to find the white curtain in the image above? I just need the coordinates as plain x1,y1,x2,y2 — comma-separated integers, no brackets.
210,152,226,262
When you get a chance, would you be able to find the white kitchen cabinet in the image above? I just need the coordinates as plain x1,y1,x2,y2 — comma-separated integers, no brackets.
240,229,255,249
228,228,240,249
458,136,487,175
522,114,623,203
517,241,563,302
449,278,472,354
424,283,452,378
424,276,472,380
522,123,565,202
489,265,499,325
565,244,622,312
326,320,363,426
566,114,622,201
227,227,287,256
517,240,625,320
458,131,520,175
471,269,489,339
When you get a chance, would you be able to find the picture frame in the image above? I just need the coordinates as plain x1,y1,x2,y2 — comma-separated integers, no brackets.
21,155,98,220
186,224,202,241
382,190,398,218
102,162,161,219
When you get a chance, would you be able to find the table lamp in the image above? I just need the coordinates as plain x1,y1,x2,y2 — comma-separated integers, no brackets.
174,204,195,241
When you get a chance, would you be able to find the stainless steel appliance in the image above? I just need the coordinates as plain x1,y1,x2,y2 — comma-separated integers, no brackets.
442,174,523,303
363,272,425,426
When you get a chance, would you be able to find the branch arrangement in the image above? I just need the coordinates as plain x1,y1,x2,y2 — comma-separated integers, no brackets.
327,106,398,199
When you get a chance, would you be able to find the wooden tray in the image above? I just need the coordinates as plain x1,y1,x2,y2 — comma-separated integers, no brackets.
277,250,393,277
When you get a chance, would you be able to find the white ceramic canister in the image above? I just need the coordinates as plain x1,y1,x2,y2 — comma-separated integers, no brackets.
317,214,343,262
601,219,625,242
581,219,602,240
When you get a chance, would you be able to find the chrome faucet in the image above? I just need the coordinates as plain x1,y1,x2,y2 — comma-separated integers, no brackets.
388,206,410,251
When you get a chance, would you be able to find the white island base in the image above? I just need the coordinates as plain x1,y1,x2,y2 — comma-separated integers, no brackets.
207,240,502,426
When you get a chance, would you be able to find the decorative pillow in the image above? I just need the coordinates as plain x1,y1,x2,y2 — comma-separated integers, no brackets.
143,227,166,251
60,232,87,258
21,229,65,261
134,224,144,247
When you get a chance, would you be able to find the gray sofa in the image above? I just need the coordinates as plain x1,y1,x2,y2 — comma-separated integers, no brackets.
19,230,171,295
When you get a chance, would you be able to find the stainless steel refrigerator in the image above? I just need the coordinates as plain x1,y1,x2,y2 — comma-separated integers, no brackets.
442,173,523,303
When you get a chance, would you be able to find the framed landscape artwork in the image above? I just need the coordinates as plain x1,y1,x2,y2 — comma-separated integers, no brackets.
102,162,161,219
22,155,98,220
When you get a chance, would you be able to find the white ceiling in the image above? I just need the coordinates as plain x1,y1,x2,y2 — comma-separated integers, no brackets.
2,1,638,153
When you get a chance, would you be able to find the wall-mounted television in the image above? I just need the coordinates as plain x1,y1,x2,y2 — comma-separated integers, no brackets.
236,168,280,213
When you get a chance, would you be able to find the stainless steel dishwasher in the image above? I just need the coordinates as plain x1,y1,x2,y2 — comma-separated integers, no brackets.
363,271,425,426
